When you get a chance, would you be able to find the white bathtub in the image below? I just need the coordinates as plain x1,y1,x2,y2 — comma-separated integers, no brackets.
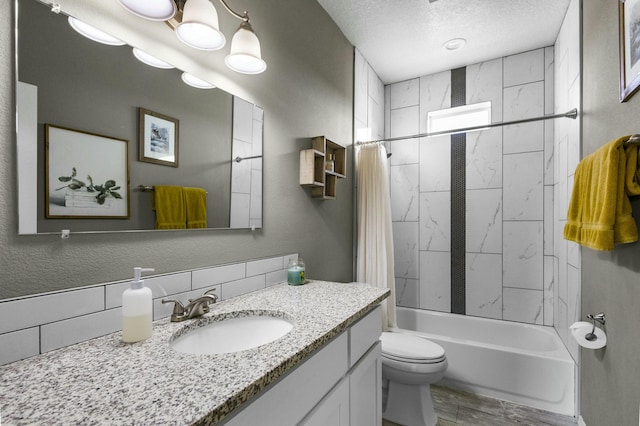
395,307,576,417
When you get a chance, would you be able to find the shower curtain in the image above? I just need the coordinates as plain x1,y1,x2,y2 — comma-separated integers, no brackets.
356,144,397,330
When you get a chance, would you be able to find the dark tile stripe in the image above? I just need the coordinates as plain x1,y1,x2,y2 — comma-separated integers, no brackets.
450,67,466,315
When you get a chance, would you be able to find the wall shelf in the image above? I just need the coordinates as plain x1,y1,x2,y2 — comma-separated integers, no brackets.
299,136,346,199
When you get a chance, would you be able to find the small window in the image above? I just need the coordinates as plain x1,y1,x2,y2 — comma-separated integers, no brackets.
427,101,492,135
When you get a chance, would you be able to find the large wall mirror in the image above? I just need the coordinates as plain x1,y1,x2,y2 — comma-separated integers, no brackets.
16,0,263,234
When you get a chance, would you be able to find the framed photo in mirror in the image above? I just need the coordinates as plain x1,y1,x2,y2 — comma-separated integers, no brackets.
139,107,179,167
619,0,640,102
45,124,130,219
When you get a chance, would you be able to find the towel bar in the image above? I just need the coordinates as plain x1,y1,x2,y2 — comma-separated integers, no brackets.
626,134,640,145
137,185,207,194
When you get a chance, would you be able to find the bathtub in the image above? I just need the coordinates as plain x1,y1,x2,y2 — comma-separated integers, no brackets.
395,307,576,417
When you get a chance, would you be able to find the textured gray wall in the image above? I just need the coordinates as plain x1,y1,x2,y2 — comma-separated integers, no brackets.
582,0,640,424
0,0,354,299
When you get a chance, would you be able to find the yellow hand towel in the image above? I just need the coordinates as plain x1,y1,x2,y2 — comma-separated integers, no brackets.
152,186,186,230
183,187,207,229
564,136,638,250
625,144,640,196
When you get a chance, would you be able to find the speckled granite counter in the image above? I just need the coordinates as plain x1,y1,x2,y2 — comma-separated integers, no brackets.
0,281,389,425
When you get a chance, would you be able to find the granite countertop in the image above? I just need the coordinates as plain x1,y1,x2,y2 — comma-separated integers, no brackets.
0,280,389,425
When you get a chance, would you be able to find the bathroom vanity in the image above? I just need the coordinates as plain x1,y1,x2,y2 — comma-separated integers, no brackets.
0,281,388,425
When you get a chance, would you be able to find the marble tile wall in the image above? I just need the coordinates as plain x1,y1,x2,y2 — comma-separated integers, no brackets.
383,46,562,326
553,0,581,363
0,253,296,366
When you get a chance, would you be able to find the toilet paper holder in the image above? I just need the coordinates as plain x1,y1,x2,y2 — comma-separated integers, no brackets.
585,312,605,341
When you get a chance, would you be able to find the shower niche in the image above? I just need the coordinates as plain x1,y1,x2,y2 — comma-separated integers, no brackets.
299,136,346,199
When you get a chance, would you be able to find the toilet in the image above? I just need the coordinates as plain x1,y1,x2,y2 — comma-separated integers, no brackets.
380,331,448,426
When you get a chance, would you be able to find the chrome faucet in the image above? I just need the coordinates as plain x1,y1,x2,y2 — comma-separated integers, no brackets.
162,291,218,322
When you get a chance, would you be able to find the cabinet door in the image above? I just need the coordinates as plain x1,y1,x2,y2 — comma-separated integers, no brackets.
350,341,382,426
300,378,350,426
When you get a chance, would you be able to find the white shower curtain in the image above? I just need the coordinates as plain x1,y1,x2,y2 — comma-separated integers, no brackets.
356,144,397,330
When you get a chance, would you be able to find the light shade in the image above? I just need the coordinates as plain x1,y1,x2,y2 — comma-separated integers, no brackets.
117,0,176,21
68,17,126,46
224,21,266,74
181,72,216,89
176,0,226,51
132,48,174,69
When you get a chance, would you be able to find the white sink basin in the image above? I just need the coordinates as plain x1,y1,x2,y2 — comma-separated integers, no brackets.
170,312,294,355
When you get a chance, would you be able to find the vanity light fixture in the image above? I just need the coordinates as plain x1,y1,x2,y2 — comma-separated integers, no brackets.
67,16,126,46
117,0,267,74
132,48,175,69
181,72,216,89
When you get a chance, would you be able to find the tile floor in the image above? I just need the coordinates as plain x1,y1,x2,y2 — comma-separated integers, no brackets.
382,385,578,426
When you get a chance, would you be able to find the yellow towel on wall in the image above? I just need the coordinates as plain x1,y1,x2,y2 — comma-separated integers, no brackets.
152,186,186,230
183,187,208,229
564,136,638,251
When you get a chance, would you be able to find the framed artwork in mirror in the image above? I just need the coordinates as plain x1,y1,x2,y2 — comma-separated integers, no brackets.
45,124,130,219
620,0,640,102
138,107,179,167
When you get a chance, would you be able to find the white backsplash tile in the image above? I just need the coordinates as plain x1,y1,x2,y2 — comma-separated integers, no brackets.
246,257,284,277
419,192,451,252
41,308,121,353
391,164,419,222
420,135,451,191
502,288,543,325
465,253,502,320
393,222,419,280
503,221,543,290
390,106,419,139
466,188,502,254
221,275,266,300
390,79,420,110
503,152,543,221
0,328,39,365
282,254,299,269
419,71,451,133
419,251,451,312
0,287,104,335
192,264,246,289
466,127,502,190
266,270,287,287
395,278,419,308
466,57,503,123
503,49,544,87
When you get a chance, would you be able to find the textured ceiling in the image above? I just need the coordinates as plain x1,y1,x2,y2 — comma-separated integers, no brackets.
316,0,572,84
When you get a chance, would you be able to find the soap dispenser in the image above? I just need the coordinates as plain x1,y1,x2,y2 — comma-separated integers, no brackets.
122,267,154,343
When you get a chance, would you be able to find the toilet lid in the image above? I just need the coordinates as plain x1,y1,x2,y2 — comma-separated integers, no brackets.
380,332,445,363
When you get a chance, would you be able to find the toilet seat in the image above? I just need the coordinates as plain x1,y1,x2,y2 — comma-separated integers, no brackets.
380,332,446,363
381,331,447,375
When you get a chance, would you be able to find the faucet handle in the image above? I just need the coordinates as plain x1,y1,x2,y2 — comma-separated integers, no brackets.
162,299,187,322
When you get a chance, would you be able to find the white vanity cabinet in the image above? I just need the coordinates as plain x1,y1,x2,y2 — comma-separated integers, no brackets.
224,305,382,426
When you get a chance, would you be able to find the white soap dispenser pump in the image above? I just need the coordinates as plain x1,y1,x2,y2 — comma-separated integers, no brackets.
122,267,154,343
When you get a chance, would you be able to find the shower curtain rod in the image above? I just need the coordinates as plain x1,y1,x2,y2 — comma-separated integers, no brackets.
356,108,578,145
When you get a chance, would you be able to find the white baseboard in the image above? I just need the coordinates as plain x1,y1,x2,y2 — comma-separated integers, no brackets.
578,415,586,426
